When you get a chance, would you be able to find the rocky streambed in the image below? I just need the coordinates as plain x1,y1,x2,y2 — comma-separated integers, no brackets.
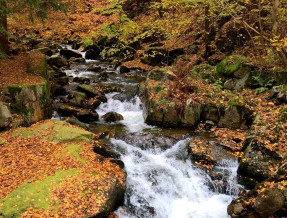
50,45,244,217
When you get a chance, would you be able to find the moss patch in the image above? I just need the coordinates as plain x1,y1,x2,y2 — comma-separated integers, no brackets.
0,136,6,145
56,144,86,164
216,55,245,76
0,169,77,217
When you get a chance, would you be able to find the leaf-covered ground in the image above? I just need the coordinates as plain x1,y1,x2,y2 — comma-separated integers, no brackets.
0,120,126,217
0,54,44,89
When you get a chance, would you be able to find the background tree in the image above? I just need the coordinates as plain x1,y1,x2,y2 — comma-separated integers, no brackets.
0,0,66,58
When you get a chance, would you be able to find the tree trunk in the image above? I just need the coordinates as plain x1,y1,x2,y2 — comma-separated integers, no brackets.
272,0,287,68
0,0,9,54
272,0,279,35
203,5,211,59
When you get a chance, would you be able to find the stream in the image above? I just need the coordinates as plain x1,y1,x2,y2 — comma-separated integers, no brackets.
53,46,242,218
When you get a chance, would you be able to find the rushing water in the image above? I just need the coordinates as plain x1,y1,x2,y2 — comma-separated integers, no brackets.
55,46,242,218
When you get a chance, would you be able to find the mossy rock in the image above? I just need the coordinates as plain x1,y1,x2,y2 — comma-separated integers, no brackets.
0,136,6,145
228,97,246,107
0,169,77,217
12,120,96,143
6,81,52,124
216,55,245,76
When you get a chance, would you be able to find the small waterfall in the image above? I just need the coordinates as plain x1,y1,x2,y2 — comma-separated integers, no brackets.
54,46,242,218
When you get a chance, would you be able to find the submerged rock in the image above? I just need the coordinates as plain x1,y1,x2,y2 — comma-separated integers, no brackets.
102,112,124,122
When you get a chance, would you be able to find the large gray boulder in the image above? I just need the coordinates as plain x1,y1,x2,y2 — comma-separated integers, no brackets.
0,102,12,129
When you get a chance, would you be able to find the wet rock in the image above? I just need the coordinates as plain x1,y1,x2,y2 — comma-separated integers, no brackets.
48,55,69,68
69,57,85,63
77,84,103,98
73,77,90,84
102,112,124,122
188,139,216,167
0,102,12,129
65,117,88,130
93,140,121,159
60,49,82,59
57,104,99,123
69,92,86,107
87,66,102,72
119,66,130,74
112,93,133,102
85,47,101,60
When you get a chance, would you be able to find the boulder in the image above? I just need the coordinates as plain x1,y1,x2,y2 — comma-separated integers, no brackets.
0,102,12,129
218,105,253,130
102,112,124,122
223,73,250,90
3,82,52,125
142,69,201,127
60,49,82,59
34,47,53,56
216,55,245,77
85,47,102,60
73,77,90,84
48,55,69,68
65,118,88,130
69,92,86,107
77,84,103,98
57,104,99,123
112,93,133,102
87,66,102,72
253,188,285,217
1,120,126,217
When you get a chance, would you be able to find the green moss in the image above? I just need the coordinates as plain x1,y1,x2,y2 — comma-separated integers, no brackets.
216,55,245,76
0,136,6,145
56,144,86,164
228,97,246,107
40,81,52,118
12,121,55,137
0,169,77,217
12,121,96,143
43,121,96,143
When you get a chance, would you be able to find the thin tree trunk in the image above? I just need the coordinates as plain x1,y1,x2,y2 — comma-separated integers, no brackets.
272,0,287,68
204,5,211,58
0,0,9,54
272,0,279,35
